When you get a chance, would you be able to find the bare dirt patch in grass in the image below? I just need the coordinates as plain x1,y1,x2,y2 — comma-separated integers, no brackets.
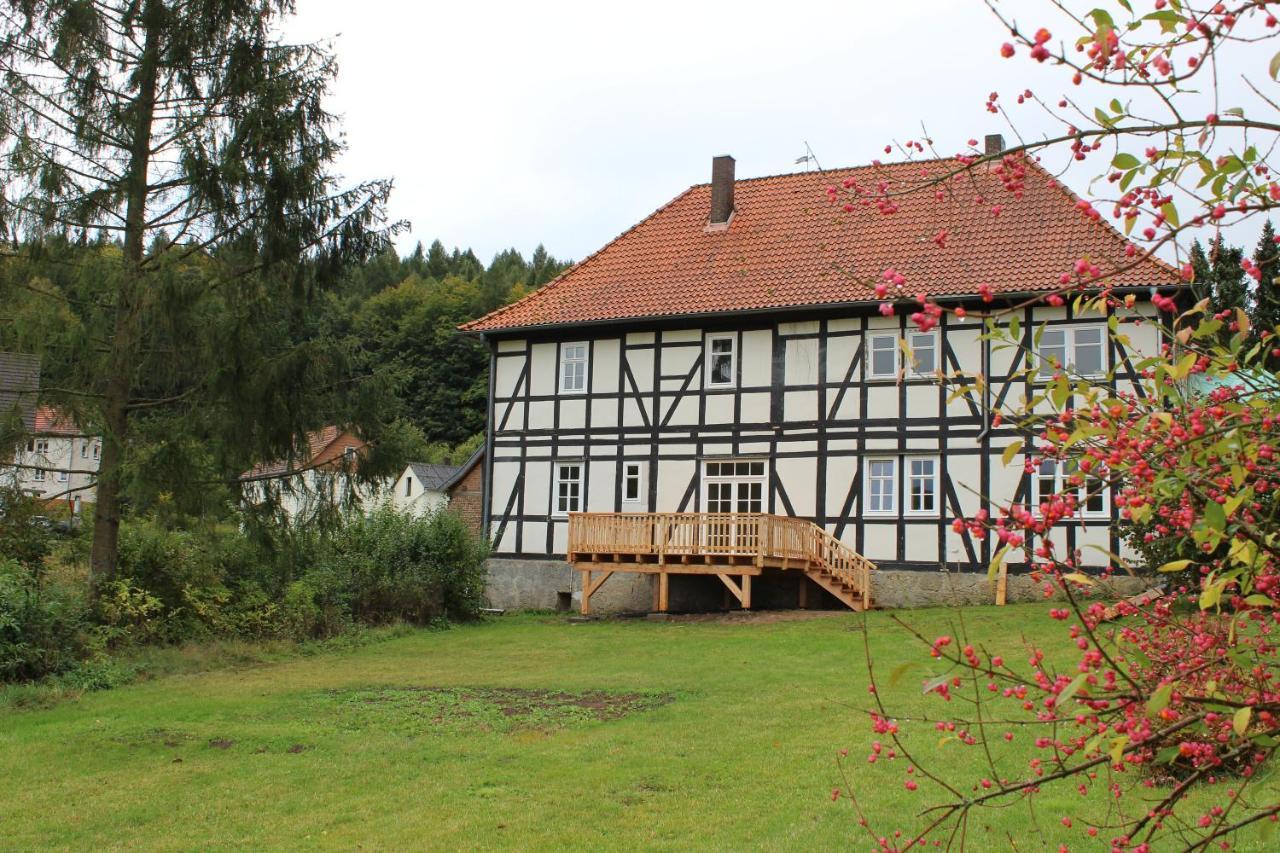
311,686,672,736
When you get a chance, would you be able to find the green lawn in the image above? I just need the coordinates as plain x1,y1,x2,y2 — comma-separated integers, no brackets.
1,606,1274,850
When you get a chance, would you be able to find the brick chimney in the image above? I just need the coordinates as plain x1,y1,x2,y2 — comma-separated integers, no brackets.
984,134,1005,156
709,155,735,225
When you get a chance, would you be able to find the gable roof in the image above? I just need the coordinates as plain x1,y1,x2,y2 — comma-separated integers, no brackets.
442,446,484,492
405,462,463,492
0,352,40,432
242,426,364,480
34,406,89,437
461,156,1176,334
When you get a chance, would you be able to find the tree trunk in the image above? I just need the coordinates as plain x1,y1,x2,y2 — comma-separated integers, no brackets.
88,7,161,589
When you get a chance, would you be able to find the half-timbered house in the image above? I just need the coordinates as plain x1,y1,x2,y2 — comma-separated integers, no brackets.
461,138,1175,613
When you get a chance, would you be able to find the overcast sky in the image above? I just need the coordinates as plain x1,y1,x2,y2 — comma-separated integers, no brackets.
286,1,1266,264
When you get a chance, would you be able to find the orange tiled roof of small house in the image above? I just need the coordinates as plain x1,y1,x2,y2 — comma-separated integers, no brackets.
461,146,1175,334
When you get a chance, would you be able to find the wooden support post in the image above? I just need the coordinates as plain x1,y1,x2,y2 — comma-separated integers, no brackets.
716,573,744,608
995,562,1008,606
797,576,809,610
652,575,661,612
657,571,669,613
742,573,752,610
581,569,613,614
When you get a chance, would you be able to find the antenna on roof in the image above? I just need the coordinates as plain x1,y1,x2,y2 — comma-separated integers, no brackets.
794,141,823,172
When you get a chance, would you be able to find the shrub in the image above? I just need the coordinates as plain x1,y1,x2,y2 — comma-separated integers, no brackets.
0,559,92,682
325,506,487,625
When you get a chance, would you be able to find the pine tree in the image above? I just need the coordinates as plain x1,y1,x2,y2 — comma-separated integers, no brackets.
0,2,400,584
426,240,451,280
1252,220,1280,336
1188,236,1247,317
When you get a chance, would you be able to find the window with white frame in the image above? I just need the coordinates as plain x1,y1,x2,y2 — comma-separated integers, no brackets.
868,334,898,378
405,476,413,497
865,458,897,514
34,439,48,456
33,466,45,482
92,442,100,461
81,441,88,459
1036,326,1105,377
623,462,643,503
906,456,939,514
1033,458,1109,517
554,462,582,516
560,342,588,393
908,331,938,375
56,469,68,483
706,334,735,387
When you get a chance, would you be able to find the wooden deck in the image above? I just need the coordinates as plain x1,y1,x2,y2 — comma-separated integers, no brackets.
567,512,875,613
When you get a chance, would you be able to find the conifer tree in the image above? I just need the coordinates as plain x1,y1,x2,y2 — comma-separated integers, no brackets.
1252,220,1280,336
0,1,400,583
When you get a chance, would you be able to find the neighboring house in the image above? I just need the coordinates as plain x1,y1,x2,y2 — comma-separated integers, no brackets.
0,352,40,450
442,448,485,538
11,407,101,512
460,139,1175,612
390,462,462,516
387,450,486,540
242,426,381,521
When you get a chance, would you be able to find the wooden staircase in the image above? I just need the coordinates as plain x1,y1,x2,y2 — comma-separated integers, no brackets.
567,512,875,613
796,521,874,612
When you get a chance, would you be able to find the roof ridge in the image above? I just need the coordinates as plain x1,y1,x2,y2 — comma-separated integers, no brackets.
460,184,701,332
685,154,965,188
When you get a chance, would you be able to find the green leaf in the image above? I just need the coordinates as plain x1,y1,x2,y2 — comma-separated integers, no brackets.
888,662,920,688
1002,440,1023,468
1243,594,1275,608
1112,152,1140,170
1234,706,1252,737
1109,735,1129,765
922,673,951,695
988,545,1010,581
1157,559,1194,573
1146,682,1174,717
1200,579,1226,610
1271,49,1280,81
1062,572,1095,586
1057,672,1088,709
1161,201,1180,228
1204,500,1227,533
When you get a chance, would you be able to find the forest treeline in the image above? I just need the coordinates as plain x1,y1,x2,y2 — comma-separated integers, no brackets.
318,239,569,452
0,237,568,521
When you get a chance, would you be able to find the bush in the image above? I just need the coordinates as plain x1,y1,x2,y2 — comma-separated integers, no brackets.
3,504,488,685
326,507,488,625
0,559,92,682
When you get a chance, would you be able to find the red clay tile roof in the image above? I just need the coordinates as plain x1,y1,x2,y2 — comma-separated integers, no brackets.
34,406,85,436
461,157,1176,333
242,426,363,480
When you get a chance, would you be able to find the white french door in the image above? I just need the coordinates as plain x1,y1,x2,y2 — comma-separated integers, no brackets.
703,460,766,551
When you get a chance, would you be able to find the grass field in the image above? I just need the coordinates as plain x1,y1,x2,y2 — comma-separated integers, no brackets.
1,605,1275,850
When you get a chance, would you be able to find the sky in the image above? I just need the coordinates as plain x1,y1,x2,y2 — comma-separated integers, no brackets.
285,1,1270,265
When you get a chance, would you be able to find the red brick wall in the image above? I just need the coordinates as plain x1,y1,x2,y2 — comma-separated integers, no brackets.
447,460,485,540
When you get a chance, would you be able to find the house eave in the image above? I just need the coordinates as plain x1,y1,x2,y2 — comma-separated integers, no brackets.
463,283,1181,340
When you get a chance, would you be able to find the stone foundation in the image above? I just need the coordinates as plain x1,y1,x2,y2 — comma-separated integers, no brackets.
870,569,1152,609
483,558,1157,613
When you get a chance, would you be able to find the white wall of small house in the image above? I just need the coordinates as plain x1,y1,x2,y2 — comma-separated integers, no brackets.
388,468,449,517
7,435,100,506
484,300,1165,570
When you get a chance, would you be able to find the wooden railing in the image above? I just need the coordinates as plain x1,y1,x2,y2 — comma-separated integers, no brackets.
568,512,874,603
